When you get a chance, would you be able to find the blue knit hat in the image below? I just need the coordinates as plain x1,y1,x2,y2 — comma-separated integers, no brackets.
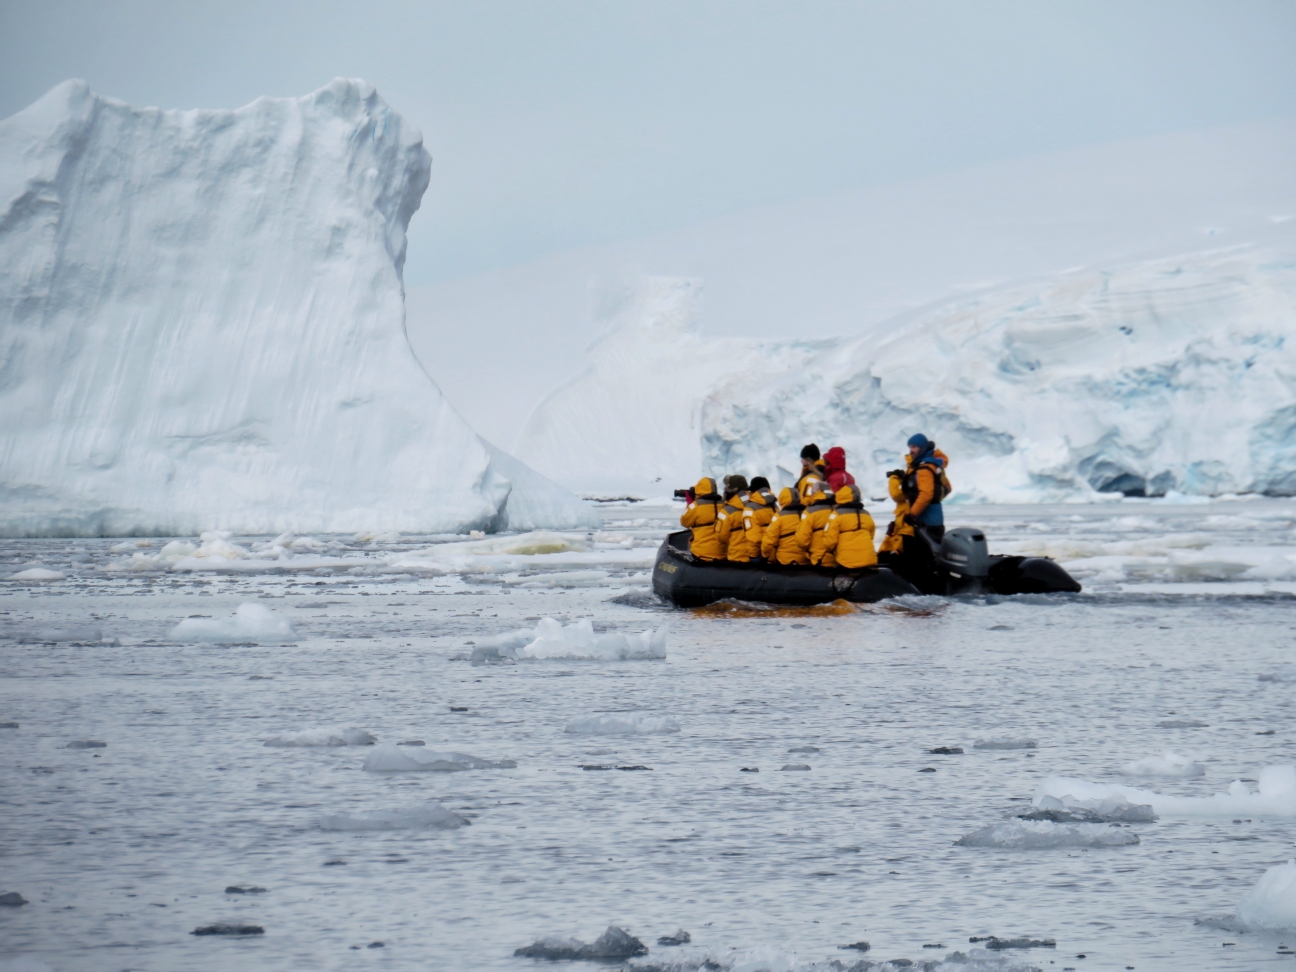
907,433,931,449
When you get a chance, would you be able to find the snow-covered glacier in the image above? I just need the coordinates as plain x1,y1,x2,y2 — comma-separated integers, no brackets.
0,79,595,536
517,241,1296,499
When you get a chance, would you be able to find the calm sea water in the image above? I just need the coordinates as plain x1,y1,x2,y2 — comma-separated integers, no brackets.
2,499,1294,971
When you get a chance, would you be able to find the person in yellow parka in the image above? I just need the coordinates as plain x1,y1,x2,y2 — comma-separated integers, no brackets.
822,484,877,568
760,487,809,565
879,469,912,554
741,477,777,561
715,474,753,562
795,484,837,567
680,476,724,560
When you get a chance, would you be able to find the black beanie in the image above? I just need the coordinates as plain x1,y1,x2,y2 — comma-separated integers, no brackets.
800,443,820,461
749,476,770,491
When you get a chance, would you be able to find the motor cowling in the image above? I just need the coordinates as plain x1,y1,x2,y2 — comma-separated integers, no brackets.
937,527,990,578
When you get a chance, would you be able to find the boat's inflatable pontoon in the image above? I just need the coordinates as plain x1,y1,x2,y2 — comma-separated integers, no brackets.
652,527,1081,607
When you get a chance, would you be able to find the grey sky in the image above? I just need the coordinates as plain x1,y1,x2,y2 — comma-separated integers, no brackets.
3,0,1295,287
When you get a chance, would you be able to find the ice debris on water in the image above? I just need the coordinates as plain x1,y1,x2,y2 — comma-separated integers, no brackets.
566,713,680,736
0,892,27,906
318,803,468,831
169,603,296,644
514,925,648,960
264,728,375,747
657,930,691,946
1155,719,1208,728
973,738,1037,750
1235,859,1296,931
929,747,964,755
225,885,266,894
64,740,106,750
7,568,64,582
780,763,812,771
1036,764,1296,818
362,743,516,772
1120,749,1205,778
1020,792,1155,824
956,818,1140,849
473,617,666,664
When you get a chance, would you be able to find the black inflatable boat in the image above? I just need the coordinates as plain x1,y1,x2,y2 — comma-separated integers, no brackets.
652,527,1081,608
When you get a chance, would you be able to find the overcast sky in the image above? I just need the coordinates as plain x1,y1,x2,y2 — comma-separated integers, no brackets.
3,0,1295,287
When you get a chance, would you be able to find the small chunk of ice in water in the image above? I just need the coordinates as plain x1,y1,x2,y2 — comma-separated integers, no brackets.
319,803,468,831
474,617,666,663
362,743,516,772
1235,859,1296,931
1120,750,1205,778
264,728,375,747
973,737,1037,750
956,819,1140,848
169,603,296,644
565,713,680,736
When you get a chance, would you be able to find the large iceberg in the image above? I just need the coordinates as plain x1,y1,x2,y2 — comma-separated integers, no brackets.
517,240,1296,499
0,79,596,536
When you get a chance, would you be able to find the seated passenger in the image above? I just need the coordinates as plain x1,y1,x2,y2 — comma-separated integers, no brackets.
715,475,754,562
760,487,809,565
795,484,837,567
879,469,911,554
741,477,777,561
823,446,856,494
823,485,877,568
794,443,827,499
680,476,724,560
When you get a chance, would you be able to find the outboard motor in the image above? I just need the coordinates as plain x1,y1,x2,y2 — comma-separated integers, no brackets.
937,527,991,595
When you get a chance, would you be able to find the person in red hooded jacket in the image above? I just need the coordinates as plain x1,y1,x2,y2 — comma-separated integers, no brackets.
823,446,855,495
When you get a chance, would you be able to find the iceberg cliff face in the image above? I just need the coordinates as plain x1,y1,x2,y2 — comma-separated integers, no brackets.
518,242,1296,499
0,79,594,536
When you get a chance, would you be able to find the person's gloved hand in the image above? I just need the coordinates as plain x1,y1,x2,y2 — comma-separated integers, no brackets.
887,469,905,480
685,488,695,504
885,521,896,536
903,513,917,526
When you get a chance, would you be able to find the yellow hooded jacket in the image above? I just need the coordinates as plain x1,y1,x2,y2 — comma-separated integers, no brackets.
741,488,777,556
715,491,754,561
761,488,810,565
823,485,877,568
680,477,724,560
795,489,837,567
880,471,912,554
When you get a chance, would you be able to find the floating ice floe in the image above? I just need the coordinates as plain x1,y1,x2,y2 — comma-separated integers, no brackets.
565,713,681,736
7,568,64,582
1120,750,1205,778
318,803,468,831
1236,859,1296,931
956,818,1139,849
973,737,1037,750
169,603,297,644
362,743,516,772
1022,793,1155,824
1036,764,1296,818
472,617,667,664
264,728,376,747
